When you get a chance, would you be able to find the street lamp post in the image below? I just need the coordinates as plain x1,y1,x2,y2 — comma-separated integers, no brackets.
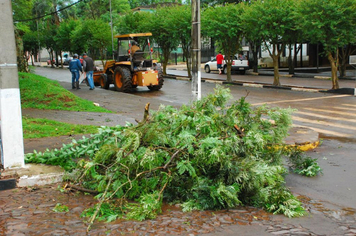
191,0,201,100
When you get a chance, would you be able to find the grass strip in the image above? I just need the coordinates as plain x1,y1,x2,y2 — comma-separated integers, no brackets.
19,72,112,113
22,117,99,139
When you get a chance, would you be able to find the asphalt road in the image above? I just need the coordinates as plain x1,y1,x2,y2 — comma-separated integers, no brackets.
32,66,356,217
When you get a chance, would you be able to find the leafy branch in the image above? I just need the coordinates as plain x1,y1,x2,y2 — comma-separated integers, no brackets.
26,86,321,226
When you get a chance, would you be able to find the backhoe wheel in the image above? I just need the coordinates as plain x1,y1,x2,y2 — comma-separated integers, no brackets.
100,74,110,90
113,66,132,92
148,68,164,91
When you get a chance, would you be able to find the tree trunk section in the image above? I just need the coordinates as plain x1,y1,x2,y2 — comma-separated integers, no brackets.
252,49,258,73
226,63,232,82
183,47,191,79
272,55,280,86
15,30,28,73
327,52,339,89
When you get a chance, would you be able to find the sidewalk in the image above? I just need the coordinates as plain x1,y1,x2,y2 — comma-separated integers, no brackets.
166,63,356,95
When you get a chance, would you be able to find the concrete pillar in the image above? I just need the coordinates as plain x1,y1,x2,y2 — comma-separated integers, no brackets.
191,0,201,100
0,0,25,168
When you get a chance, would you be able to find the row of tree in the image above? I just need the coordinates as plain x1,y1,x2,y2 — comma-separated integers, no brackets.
13,0,356,89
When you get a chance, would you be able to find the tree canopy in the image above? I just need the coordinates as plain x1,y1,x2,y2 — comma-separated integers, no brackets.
202,3,244,82
242,0,296,86
296,0,356,89
12,0,356,84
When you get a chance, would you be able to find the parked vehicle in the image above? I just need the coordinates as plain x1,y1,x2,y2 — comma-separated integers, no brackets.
93,33,163,92
62,55,83,65
47,59,55,65
204,55,249,75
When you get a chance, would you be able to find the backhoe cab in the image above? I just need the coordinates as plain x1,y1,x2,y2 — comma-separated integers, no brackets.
95,33,163,92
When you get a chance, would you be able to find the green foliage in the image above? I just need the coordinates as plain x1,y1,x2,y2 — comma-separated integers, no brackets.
297,0,356,55
55,20,80,54
242,0,297,85
52,203,69,213
75,0,130,21
70,19,112,60
27,86,313,226
149,7,181,74
126,191,163,221
202,4,244,82
26,125,125,170
81,202,123,222
287,148,322,177
19,72,111,113
117,12,151,35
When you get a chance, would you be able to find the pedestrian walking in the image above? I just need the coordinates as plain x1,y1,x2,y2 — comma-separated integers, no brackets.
82,53,95,90
216,52,224,75
69,54,83,89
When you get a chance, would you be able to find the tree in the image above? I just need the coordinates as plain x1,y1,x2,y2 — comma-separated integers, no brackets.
148,7,180,74
23,30,41,66
117,12,150,35
12,0,35,71
297,0,356,89
70,19,112,61
242,0,296,86
169,5,192,78
55,19,80,67
202,4,244,82
75,0,130,20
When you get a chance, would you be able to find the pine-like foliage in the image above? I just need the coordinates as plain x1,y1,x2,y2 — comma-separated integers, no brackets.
26,86,307,226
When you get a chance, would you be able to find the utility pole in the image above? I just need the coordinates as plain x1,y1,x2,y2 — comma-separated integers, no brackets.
191,0,201,100
0,0,25,169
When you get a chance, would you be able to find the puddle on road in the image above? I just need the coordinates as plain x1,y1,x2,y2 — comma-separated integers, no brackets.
319,134,356,144
297,195,356,221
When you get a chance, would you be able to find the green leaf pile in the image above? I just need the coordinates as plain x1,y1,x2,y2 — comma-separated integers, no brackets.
26,86,306,225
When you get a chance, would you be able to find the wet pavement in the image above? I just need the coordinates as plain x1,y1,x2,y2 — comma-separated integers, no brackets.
1,64,356,235
166,67,356,92
1,183,356,235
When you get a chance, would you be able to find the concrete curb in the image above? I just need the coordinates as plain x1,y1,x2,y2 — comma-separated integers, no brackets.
165,74,355,94
1,164,64,190
284,126,320,151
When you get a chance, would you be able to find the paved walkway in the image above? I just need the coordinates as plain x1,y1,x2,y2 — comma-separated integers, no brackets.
166,63,356,94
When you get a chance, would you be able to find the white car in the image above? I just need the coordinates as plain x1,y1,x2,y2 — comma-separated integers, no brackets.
204,55,249,75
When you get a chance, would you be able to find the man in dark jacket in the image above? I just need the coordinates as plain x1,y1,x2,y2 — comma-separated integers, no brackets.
69,54,83,89
82,53,95,90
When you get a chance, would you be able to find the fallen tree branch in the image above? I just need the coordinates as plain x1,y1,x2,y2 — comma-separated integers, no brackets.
143,103,150,122
164,149,181,169
65,183,99,194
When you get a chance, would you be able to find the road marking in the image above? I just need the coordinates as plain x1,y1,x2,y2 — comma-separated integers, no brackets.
243,83,263,88
291,87,319,93
292,115,356,131
303,107,356,118
252,94,351,106
333,106,356,111
342,104,356,108
296,110,356,123
294,124,352,138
